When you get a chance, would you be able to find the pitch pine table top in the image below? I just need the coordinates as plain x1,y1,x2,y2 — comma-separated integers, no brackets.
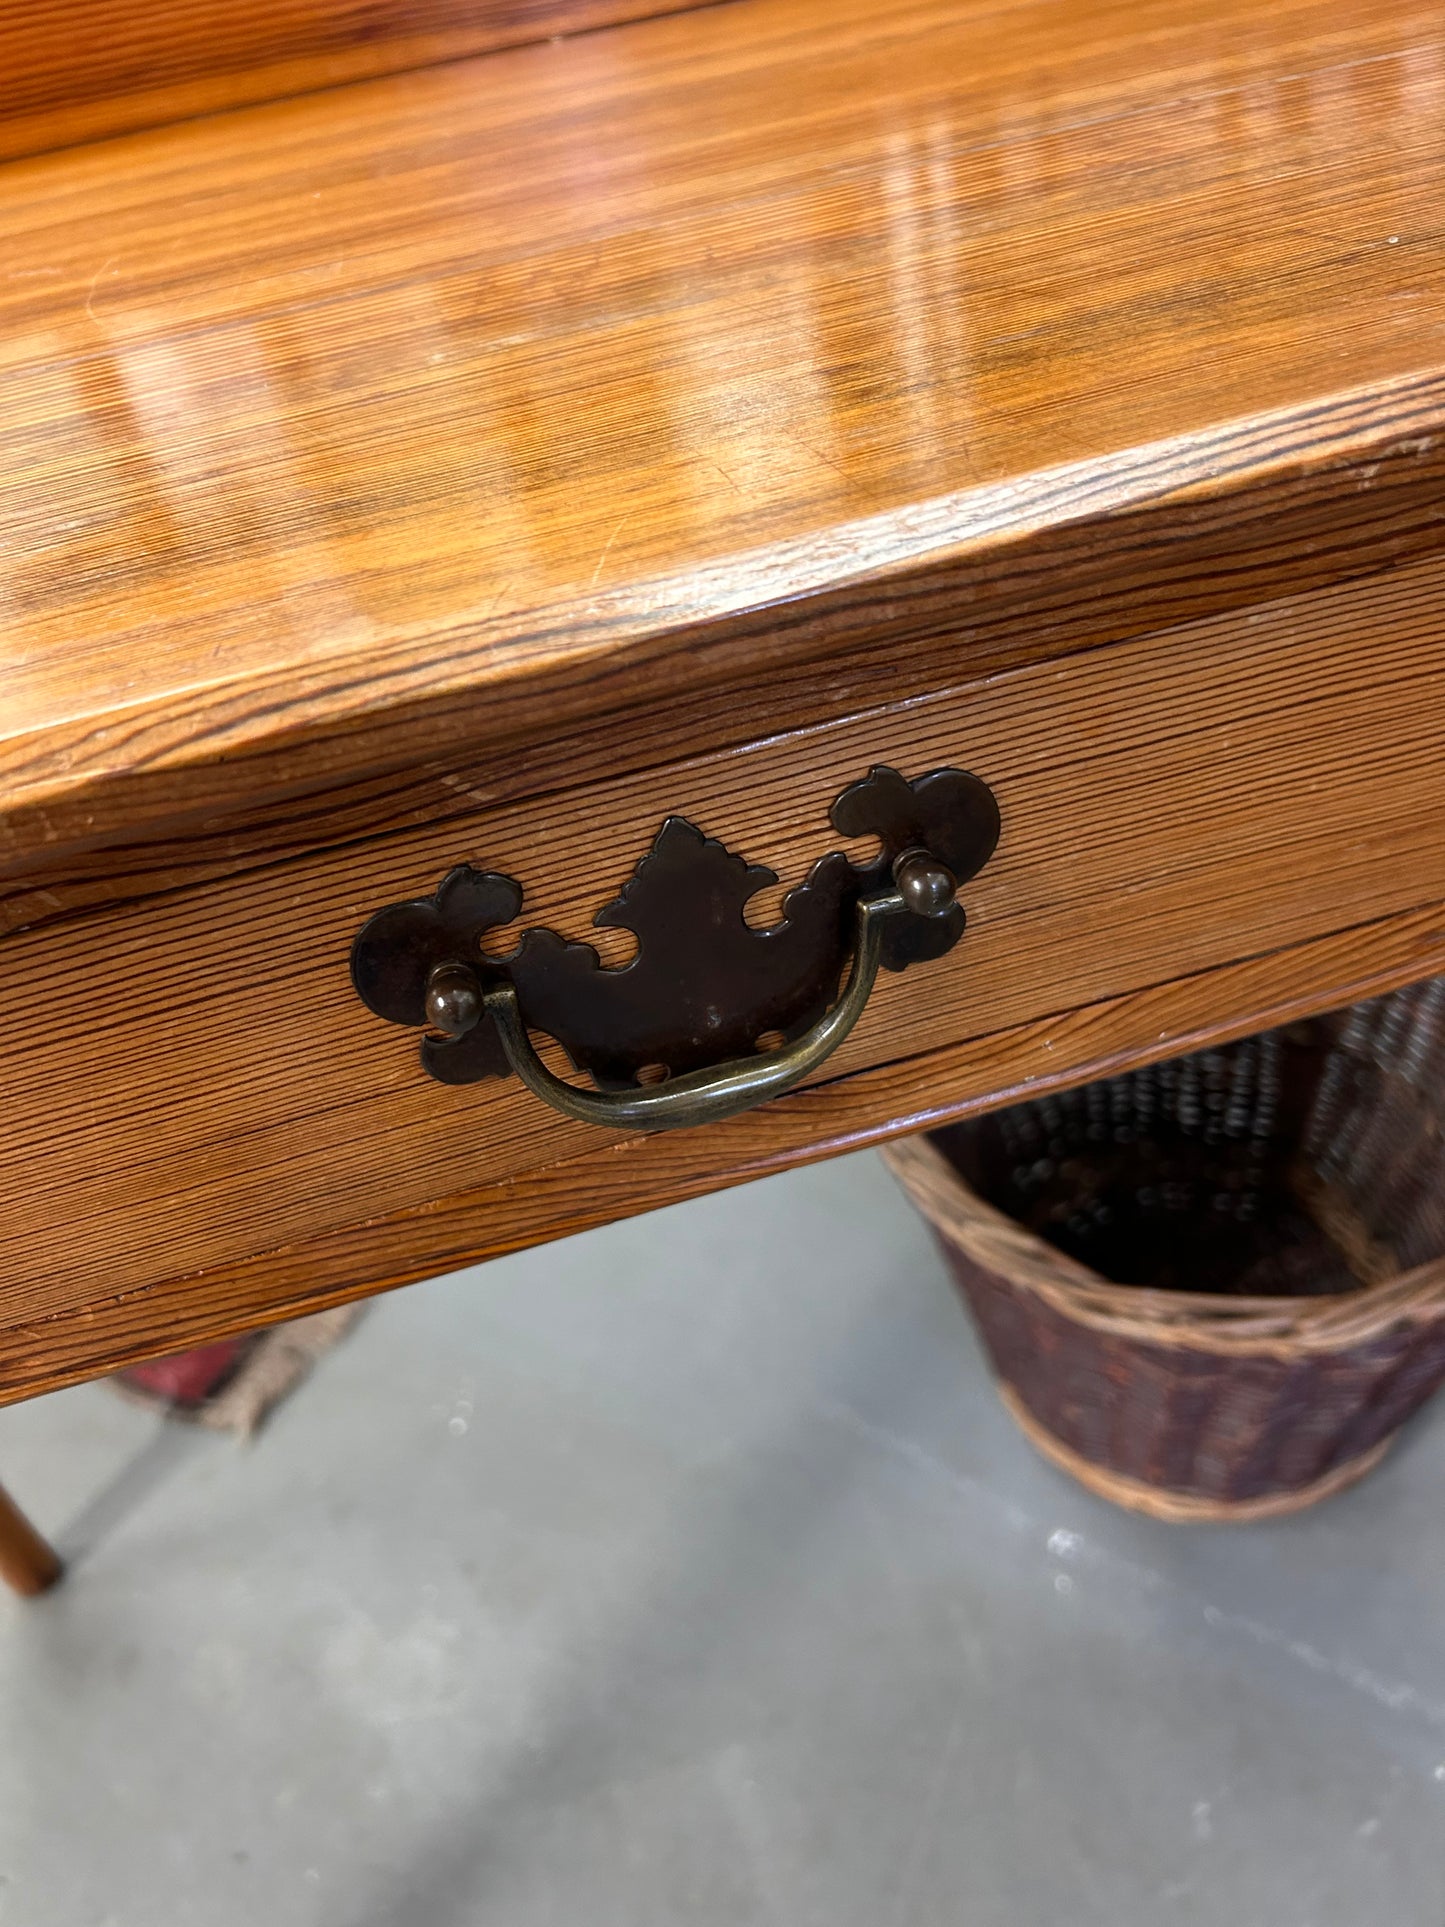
0,0,1443,897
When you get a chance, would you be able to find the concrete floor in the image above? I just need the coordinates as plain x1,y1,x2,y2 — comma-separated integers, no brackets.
1,1151,1444,1926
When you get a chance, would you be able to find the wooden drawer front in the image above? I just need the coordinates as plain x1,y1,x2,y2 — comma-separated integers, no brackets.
1,555,1443,1331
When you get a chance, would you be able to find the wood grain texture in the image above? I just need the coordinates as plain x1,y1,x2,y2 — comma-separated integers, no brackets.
4,890,1445,1405
0,1483,61,1594
2,0,1444,907
0,0,724,163
0,554,1442,1349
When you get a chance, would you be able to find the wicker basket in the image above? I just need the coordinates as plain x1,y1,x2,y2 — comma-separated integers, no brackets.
884,983,1445,1521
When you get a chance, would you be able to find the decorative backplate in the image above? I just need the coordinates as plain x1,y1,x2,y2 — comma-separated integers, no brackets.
350,765,1000,1090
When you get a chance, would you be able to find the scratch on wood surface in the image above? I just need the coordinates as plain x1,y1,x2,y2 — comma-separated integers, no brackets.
590,514,632,587
84,257,117,324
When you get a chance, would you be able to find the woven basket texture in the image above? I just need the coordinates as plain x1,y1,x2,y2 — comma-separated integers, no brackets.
884,980,1445,1516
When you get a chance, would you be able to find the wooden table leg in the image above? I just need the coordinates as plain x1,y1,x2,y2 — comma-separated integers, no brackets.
0,1481,62,1595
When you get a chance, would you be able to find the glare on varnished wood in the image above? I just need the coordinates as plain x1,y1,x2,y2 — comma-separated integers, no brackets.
0,0,1442,867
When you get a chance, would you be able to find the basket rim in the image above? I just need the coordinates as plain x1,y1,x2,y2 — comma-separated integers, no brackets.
883,1136,1445,1356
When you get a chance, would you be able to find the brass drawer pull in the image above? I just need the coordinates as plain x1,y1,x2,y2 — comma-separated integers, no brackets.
466,857,939,1131
350,765,999,1133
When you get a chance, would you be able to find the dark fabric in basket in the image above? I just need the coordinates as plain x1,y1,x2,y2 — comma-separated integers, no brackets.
934,1029,1353,1296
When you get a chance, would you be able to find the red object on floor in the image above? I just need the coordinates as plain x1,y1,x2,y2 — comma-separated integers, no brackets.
115,1338,254,1408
